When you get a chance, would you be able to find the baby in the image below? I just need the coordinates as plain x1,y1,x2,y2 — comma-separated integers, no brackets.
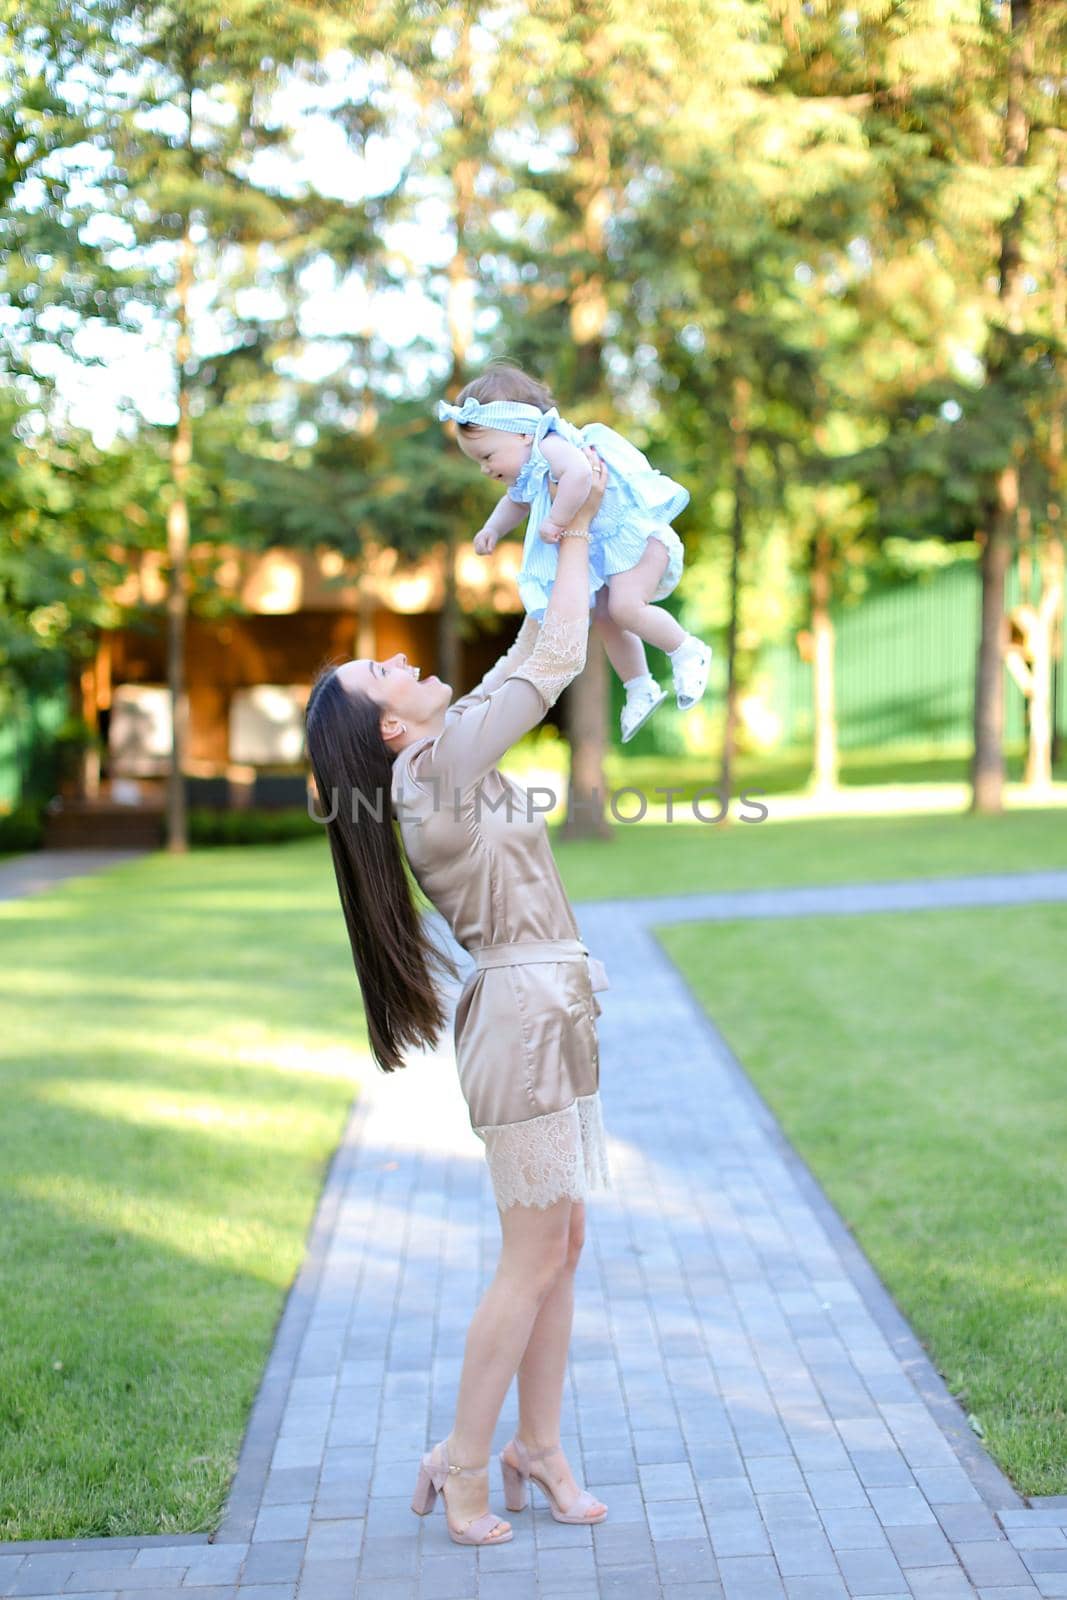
436,361,712,742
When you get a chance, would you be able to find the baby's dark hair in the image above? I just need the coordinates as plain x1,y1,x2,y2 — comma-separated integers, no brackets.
453,361,556,427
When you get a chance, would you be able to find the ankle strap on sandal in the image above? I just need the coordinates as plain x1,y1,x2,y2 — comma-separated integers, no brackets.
437,1441,489,1477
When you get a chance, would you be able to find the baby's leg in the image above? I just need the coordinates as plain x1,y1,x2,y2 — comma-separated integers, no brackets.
590,583,648,684
606,539,688,655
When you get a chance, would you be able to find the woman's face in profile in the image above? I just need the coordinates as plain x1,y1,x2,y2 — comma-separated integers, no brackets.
336,652,452,727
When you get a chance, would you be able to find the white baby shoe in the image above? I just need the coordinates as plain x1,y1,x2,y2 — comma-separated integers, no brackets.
621,677,668,743
670,638,713,711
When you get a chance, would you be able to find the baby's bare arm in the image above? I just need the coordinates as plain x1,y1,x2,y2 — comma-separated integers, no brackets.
479,493,530,543
538,435,594,534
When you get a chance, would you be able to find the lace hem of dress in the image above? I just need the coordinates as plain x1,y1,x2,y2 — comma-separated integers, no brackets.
509,611,588,710
476,1091,612,1211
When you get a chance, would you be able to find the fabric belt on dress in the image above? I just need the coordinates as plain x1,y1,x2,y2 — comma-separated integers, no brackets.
470,938,609,993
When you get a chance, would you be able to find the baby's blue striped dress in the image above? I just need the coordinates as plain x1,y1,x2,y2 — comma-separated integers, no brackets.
509,408,690,621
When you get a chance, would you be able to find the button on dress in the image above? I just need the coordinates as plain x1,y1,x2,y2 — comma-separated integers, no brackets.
389,612,612,1211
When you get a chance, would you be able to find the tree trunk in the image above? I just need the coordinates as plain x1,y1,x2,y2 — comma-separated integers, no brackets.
165,214,194,853
1044,156,1065,772
971,499,1014,810
809,526,839,795
970,0,1032,814
561,109,612,839
719,372,750,811
560,636,611,840
1023,539,1063,790
435,11,479,697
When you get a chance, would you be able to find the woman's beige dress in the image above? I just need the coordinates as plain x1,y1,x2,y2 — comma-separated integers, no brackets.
389,611,612,1211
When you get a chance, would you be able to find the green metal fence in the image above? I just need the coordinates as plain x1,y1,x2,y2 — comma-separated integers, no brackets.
760,550,1065,752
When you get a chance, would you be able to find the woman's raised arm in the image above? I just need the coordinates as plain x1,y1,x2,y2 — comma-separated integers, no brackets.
414,450,607,792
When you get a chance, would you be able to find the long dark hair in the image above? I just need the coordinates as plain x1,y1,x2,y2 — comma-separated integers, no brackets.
304,663,460,1074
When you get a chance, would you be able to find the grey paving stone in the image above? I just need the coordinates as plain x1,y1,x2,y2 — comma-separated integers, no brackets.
805,1473,872,1512
583,1449,639,1485
866,1488,939,1528
128,1550,200,1571
7,1559,77,1592
639,1461,698,1500
1023,1557,1067,1575
914,1470,983,1507
408,1550,474,1598
703,1509,774,1560
354,1536,417,1581
767,1528,841,1577
821,1509,892,1551
882,1525,959,1567
833,1546,909,1595
251,1504,312,1545
652,1536,718,1584
713,1553,788,1600
596,1568,664,1600
652,1587,724,1600
902,1568,981,1598
950,1544,1033,1586
848,1454,918,1490
169,1591,237,1600
749,1460,808,1496
757,1494,824,1531
294,1556,357,1599
238,1543,303,1586
302,1522,362,1565
591,1521,655,1567
646,1499,709,1541
532,1546,598,1592
631,1428,688,1462
1005,1531,1067,1552
938,1509,1010,1544
783,1581,851,1600
261,1468,320,1508
61,1571,188,1594
694,1446,750,1481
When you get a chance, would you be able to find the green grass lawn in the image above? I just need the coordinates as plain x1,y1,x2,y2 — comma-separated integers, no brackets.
2,800,1065,1535
550,806,1067,901
656,904,1067,1497
0,845,363,1541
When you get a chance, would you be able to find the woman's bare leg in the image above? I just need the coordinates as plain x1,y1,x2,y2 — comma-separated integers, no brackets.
505,1200,607,1514
607,538,686,654
443,1195,572,1534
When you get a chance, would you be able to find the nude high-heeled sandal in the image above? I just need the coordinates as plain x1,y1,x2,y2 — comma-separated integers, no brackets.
499,1436,608,1524
411,1437,514,1545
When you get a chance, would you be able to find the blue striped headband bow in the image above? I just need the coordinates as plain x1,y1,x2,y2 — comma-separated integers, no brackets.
435,396,548,433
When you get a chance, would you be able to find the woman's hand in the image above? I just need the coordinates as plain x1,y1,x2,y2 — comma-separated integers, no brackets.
546,445,608,534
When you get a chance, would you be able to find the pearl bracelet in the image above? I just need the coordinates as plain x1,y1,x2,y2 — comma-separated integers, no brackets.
558,527,592,540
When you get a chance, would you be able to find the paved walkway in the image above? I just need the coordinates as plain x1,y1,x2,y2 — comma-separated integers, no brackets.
3,870,1067,1600
0,850,148,900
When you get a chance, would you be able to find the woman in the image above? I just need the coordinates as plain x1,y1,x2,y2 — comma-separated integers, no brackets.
304,449,667,1546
